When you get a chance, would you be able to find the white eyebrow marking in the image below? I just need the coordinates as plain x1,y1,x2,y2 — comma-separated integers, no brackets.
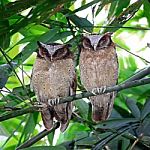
40,42,64,55
87,35,101,46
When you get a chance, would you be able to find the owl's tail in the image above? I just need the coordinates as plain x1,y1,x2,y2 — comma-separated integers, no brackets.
41,108,53,130
91,93,115,122
54,102,73,132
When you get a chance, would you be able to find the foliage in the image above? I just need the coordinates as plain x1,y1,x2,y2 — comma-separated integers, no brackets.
0,0,150,149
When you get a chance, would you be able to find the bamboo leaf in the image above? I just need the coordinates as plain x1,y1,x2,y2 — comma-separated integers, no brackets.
104,0,143,33
126,98,141,118
23,146,66,150
69,15,93,32
141,99,150,119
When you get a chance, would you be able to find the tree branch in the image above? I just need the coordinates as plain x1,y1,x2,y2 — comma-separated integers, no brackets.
52,77,150,105
1,78,150,122
0,107,36,122
122,66,150,83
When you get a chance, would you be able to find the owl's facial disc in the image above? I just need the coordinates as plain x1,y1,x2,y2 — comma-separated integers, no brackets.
37,41,64,61
86,35,101,50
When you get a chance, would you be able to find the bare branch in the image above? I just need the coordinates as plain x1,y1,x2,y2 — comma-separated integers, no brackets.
1,78,150,122
52,77,150,105
123,66,150,83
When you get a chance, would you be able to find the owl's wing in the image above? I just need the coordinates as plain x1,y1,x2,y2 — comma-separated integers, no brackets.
41,106,53,130
31,67,54,130
60,74,77,132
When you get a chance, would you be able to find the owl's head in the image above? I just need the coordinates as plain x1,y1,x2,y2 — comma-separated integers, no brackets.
37,41,72,61
81,32,113,51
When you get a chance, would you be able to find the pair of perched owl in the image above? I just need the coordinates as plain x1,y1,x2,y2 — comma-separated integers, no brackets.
31,33,118,132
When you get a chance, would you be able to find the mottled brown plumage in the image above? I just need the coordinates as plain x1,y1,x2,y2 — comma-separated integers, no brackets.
31,42,76,132
79,33,118,122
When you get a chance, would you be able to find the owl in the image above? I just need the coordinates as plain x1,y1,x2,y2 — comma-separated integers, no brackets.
31,41,76,132
79,32,118,122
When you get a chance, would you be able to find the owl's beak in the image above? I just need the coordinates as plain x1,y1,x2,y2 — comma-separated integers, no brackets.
93,44,97,50
50,55,53,61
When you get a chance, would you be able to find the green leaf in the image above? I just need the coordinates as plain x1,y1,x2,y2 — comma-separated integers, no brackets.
73,0,100,14
1,84,34,107
94,118,139,130
143,0,150,26
93,125,131,149
136,116,150,136
0,19,10,49
69,14,93,32
17,112,39,147
115,0,130,16
13,28,59,63
47,132,54,145
141,99,150,120
75,135,98,146
96,0,118,16
57,122,89,145
47,31,72,43
127,56,137,70
125,98,141,118
107,0,118,20
23,146,66,150
104,0,143,33
74,99,89,119
0,62,17,89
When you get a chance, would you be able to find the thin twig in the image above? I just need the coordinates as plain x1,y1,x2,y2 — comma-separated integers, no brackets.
0,89,27,103
0,48,24,87
0,107,36,122
39,24,150,31
0,48,32,104
66,17,80,67
116,44,150,64
129,133,144,150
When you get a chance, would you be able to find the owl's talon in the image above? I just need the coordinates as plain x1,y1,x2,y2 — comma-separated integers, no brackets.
48,98,60,106
91,88,97,95
101,86,107,93
92,88,101,95
91,86,107,95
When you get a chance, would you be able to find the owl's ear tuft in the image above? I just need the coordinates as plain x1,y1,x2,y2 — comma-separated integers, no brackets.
37,41,45,48
37,41,47,57
37,41,41,47
81,37,92,49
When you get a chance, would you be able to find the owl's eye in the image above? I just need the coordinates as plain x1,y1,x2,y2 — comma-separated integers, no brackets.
82,37,92,49
53,48,65,57
97,35,111,49
97,39,106,47
39,47,49,57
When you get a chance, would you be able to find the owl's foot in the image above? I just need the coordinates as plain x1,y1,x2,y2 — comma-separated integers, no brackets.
33,102,47,111
48,98,60,106
91,86,107,95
